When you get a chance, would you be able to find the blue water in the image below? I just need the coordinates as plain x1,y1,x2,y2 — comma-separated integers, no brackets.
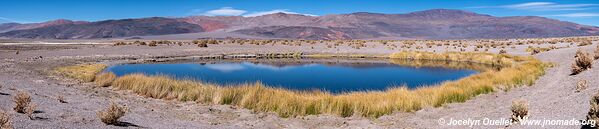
105,60,478,93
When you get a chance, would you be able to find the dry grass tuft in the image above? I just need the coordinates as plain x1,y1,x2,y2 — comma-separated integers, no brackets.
511,99,529,123
576,80,588,92
588,91,599,127
571,50,593,75
13,91,31,113
107,52,547,118
55,64,107,82
94,72,116,87
0,109,13,129
97,102,128,125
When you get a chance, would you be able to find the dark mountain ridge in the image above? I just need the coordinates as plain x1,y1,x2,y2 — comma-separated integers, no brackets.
1,9,598,40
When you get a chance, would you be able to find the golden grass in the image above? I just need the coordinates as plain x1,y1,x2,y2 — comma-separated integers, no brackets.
95,72,116,87
304,54,387,58
389,51,518,66
93,51,549,118
55,64,107,82
388,59,499,72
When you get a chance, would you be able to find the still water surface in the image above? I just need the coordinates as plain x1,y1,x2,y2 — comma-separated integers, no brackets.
105,59,479,93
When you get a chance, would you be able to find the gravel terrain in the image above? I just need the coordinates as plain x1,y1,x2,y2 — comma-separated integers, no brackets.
0,41,597,128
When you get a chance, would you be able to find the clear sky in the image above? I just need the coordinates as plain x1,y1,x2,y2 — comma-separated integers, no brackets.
1,0,599,26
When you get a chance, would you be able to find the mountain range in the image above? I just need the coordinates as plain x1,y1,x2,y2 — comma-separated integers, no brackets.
1,9,598,40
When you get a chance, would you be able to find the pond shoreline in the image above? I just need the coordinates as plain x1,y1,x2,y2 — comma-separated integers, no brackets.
55,51,548,118
0,39,596,128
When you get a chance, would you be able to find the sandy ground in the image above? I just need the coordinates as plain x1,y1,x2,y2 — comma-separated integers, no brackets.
0,41,597,129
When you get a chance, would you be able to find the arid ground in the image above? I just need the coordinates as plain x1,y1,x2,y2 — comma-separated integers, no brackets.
0,38,597,129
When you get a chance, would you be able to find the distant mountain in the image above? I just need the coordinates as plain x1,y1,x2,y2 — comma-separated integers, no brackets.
0,19,88,33
1,9,598,40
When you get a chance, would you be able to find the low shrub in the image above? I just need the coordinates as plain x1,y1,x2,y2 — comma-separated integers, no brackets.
511,99,529,123
25,104,36,120
0,109,13,129
13,91,31,113
198,42,208,47
148,41,157,47
97,102,128,125
571,50,593,75
588,91,599,127
499,49,507,54
576,80,588,92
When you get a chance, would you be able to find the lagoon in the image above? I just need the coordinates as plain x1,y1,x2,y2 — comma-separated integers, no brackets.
105,59,479,93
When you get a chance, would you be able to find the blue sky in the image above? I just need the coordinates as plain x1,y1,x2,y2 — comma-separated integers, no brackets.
1,0,599,26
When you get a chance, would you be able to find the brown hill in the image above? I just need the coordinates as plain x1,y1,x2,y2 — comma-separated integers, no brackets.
1,9,598,39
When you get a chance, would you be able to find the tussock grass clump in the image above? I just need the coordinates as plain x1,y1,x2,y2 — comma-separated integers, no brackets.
13,91,31,113
94,72,116,87
55,64,107,82
97,102,128,125
576,80,588,92
511,99,528,123
108,51,548,118
588,91,599,127
0,109,13,129
389,51,517,66
571,50,593,75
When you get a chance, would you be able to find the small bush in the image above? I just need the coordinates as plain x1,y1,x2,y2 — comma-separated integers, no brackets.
148,41,157,47
97,102,128,125
576,80,588,92
25,104,36,120
95,72,116,87
499,49,507,54
113,42,127,46
587,91,599,127
0,109,13,129
13,91,31,113
511,99,528,123
571,50,593,75
198,42,208,48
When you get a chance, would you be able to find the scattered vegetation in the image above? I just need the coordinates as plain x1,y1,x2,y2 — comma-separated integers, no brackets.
13,91,32,113
94,72,117,87
571,50,593,75
0,109,13,129
576,80,588,92
55,64,107,82
511,99,529,123
588,91,599,127
87,52,549,118
97,102,128,125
